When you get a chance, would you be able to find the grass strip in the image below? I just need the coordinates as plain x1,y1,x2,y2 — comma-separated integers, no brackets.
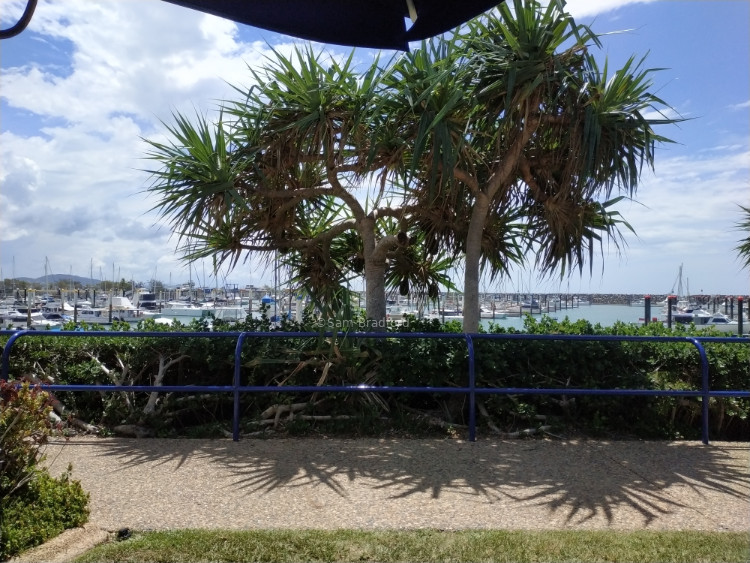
75,529,750,563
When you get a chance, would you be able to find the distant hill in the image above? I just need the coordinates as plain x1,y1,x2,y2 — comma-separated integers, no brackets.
13,273,100,286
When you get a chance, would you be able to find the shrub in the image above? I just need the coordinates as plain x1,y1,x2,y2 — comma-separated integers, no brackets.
0,468,90,560
0,382,90,560
0,381,51,500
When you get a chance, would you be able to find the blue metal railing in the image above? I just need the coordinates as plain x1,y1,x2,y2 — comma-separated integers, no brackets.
2,329,748,444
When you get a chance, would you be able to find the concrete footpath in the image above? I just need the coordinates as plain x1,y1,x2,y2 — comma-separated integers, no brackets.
13,437,750,561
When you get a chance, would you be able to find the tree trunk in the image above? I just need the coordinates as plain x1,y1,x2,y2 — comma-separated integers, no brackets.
143,353,189,416
361,217,388,332
462,194,490,333
364,255,388,332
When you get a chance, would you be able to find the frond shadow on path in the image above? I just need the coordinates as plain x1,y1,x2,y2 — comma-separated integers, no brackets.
48,436,750,531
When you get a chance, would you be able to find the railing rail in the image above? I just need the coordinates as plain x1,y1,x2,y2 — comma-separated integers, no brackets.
2,329,748,444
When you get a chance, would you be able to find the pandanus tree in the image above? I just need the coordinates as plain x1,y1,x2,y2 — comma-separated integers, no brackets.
736,205,750,270
279,200,459,318
389,0,680,332
146,0,679,334
145,48,455,329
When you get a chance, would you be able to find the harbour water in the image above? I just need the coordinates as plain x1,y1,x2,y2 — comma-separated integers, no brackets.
478,304,651,331
79,302,744,333
159,304,646,331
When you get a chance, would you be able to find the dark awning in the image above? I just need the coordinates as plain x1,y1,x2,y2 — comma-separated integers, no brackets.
2,0,500,48
161,0,501,50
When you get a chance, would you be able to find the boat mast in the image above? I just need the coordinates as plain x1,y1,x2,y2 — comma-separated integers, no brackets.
274,250,279,320
213,257,218,308
670,263,684,299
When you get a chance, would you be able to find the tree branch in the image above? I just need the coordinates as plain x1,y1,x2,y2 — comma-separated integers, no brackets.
453,167,481,196
372,234,400,262
86,352,133,412
519,156,547,203
485,102,542,200
234,218,358,252
327,165,366,220
143,353,190,416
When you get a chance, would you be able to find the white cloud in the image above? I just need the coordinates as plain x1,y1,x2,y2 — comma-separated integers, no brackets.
1,1,281,132
592,148,750,292
0,0,747,294
0,1,293,285
563,0,658,19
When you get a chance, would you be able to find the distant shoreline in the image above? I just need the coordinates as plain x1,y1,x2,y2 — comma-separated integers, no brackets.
586,294,750,305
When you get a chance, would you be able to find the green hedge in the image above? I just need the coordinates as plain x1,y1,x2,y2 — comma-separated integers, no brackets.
1,314,748,440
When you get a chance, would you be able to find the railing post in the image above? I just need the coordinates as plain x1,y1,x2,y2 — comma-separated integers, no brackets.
644,295,651,325
688,338,711,445
465,334,476,442
1,330,29,380
738,297,744,335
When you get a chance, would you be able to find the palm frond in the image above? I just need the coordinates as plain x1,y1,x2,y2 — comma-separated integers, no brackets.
735,205,750,270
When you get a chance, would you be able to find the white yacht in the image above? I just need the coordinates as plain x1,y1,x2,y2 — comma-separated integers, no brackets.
697,313,741,334
208,306,249,323
1,309,61,330
109,296,159,321
159,301,210,320
479,305,508,319
76,307,111,324
673,307,713,326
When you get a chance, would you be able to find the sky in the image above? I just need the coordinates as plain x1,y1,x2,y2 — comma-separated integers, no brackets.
1,0,748,296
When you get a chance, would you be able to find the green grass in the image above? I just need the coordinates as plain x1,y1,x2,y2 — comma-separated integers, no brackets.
74,529,750,563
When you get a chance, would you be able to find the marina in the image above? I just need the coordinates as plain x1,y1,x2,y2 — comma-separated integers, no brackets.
1,282,748,335
89,302,750,335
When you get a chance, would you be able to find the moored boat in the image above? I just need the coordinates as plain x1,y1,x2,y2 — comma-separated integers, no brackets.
134,290,159,311
479,305,508,319
207,306,249,322
673,307,713,326
109,296,160,321
76,307,111,324
695,312,742,334
1,309,61,330
159,301,210,319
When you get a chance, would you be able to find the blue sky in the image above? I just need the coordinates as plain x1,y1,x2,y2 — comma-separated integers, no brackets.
1,0,748,296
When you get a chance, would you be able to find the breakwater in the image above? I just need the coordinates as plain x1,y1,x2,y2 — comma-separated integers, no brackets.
528,294,749,306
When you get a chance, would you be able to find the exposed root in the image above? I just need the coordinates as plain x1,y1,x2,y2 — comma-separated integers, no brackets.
258,401,349,428
400,405,468,430
477,400,555,438
22,373,99,434
260,402,312,420
477,400,502,434
499,425,553,439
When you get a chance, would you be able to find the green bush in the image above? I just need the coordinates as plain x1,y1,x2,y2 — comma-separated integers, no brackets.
0,468,90,560
0,382,90,560
0,381,51,500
